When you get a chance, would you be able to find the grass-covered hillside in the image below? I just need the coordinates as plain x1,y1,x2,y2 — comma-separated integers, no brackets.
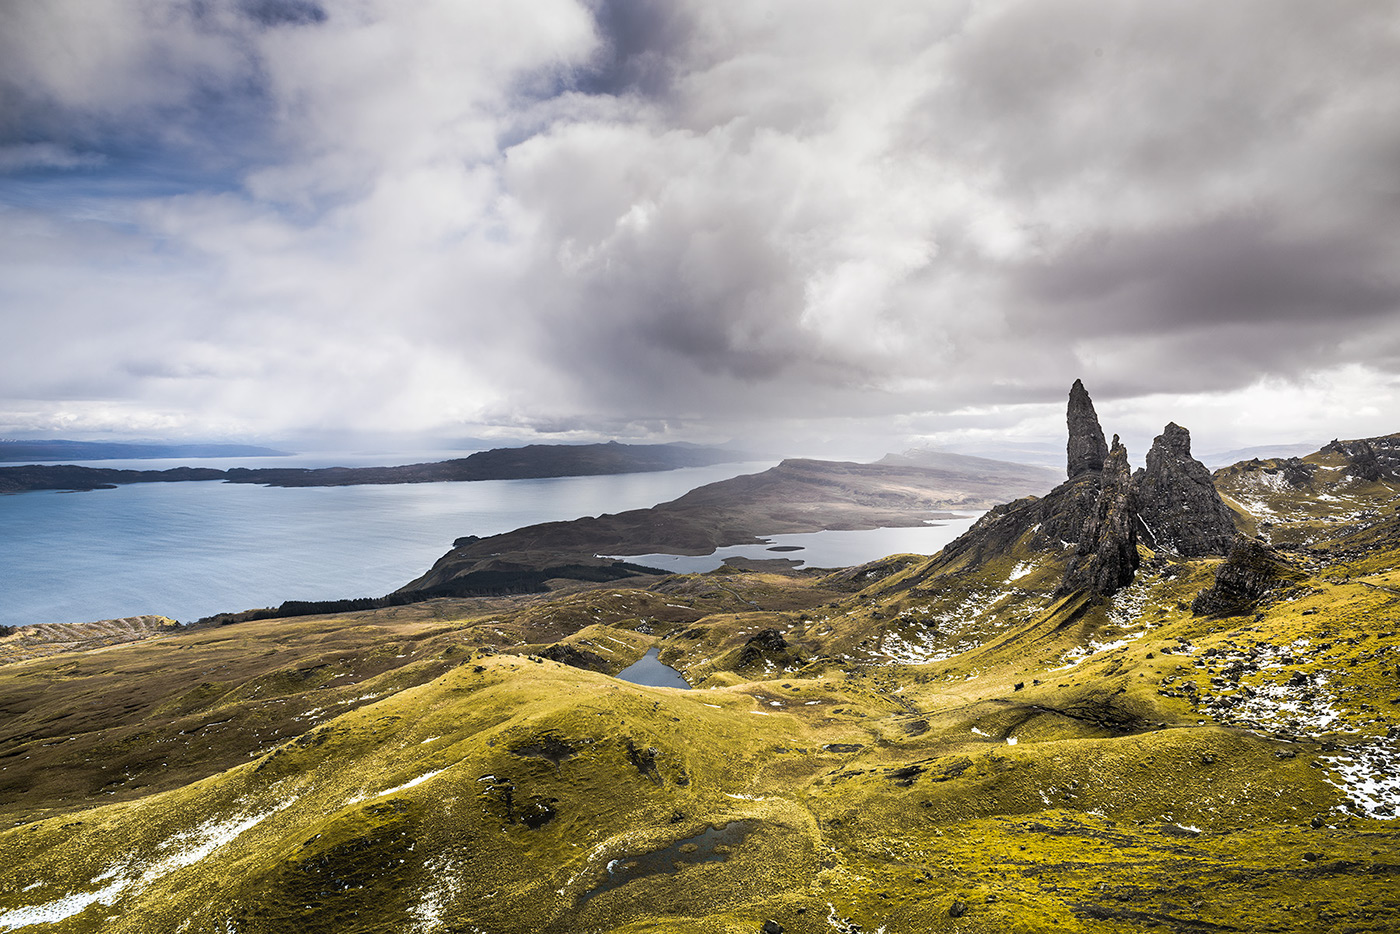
1,434,1398,933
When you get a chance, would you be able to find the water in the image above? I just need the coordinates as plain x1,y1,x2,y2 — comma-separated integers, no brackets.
0,460,985,630
613,514,984,573
615,648,691,689
0,461,777,627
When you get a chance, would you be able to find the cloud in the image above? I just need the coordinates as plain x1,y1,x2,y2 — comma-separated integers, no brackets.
0,143,106,172
1,1,1398,449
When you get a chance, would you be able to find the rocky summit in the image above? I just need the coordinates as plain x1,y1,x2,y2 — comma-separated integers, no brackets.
1135,422,1238,557
2,386,1399,934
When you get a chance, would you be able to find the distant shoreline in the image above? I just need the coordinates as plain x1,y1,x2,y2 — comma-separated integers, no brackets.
0,442,742,494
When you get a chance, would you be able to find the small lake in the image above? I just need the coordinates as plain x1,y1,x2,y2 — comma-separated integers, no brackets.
615,648,691,689
611,514,984,573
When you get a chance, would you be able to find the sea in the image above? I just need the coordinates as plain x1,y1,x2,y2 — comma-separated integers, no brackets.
0,451,979,628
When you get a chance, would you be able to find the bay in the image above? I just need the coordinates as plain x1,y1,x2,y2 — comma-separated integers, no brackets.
0,460,778,627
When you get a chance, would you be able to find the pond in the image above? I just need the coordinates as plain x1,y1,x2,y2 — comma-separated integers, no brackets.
615,648,691,689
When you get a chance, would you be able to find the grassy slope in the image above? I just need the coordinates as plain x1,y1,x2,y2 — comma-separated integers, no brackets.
1,473,1399,931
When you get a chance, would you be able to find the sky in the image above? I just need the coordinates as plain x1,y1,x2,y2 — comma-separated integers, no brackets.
2,0,1398,462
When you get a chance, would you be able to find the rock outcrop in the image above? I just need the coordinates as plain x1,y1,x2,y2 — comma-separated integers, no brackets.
1191,537,1307,618
1323,435,1400,482
1059,436,1139,596
1067,378,1109,479
1134,422,1237,556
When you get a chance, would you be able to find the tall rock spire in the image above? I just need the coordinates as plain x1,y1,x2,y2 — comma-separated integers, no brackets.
1059,435,1139,596
1066,379,1109,480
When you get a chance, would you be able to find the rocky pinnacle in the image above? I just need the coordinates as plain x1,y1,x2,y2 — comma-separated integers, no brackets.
1067,378,1109,479
1059,434,1139,597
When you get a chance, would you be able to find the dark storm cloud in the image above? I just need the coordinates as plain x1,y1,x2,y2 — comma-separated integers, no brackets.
0,1,282,170
236,0,327,28
1016,212,1400,350
573,0,689,98
516,0,1400,423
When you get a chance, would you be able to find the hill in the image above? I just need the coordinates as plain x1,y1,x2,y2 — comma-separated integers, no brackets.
392,454,1057,598
0,386,1396,933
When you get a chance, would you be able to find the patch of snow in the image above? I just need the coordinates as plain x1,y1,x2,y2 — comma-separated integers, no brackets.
1007,561,1036,582
1006,737,1018,746
1322,739,1400,819
1193,660,1348,738
1054,638,1136,670
410,854,464,933
0,803,291,931
138,807,285,886
377,768,449,798
0,880,130,931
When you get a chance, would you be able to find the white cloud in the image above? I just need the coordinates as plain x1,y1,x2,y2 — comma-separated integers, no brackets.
1,1,1397,450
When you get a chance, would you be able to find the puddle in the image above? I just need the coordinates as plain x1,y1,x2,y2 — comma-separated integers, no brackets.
615,648,690,689
581,821,755,905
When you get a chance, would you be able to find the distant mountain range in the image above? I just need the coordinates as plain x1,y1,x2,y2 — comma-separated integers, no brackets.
1197,441,1323,468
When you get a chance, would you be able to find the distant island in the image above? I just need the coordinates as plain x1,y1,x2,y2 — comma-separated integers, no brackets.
0,441,745,494
0,440,289,462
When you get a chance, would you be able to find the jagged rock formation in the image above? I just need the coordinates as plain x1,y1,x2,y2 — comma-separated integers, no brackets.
1135,422,1238,556
1067,378,1109,479
924,381,1241,600
1274,457,1316,488
539,642,611,673
1191,537,1307,618
1059,436,1139,596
